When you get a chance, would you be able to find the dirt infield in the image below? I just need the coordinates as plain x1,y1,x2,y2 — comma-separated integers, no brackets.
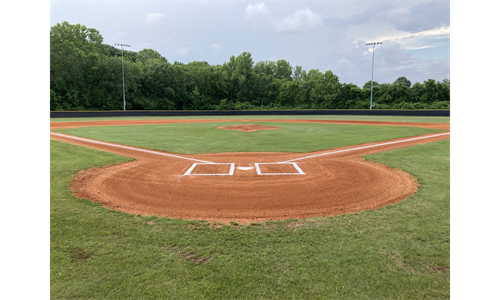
50,119,450,224
50,119,450,130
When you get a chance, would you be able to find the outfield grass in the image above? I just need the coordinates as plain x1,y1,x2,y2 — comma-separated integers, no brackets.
50,115,451,123
50,138,449,299
54,121,444,154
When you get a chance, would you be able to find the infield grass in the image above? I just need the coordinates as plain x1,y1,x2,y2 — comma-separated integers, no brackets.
54,121,444,154
50,115,450,123
50,138,449,299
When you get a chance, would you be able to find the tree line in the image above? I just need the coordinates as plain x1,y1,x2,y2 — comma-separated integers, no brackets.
50,21,450,111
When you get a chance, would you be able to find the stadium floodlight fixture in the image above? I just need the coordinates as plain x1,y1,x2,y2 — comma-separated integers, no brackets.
114,43,131,111
365,42,382,110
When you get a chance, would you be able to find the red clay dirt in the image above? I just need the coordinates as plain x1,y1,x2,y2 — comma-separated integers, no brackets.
216,124,282,132
50,119,450,130
50,119,450,224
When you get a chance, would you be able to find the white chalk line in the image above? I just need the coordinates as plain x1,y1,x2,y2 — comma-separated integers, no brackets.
183,163,235,176
50,132,214,164
51,131,450,175
279,132,450,163
255,162,305,175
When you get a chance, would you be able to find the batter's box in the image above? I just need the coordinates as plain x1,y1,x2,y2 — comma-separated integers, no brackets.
254,162,305,175
184,163,235,176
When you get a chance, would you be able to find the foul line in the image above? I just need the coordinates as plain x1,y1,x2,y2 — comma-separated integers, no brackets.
50,132,214,164
51,131,450,167
279,132,450,163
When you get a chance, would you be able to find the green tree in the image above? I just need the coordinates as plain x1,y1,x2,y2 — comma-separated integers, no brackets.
254,61,276,76
420,79,438,104
104,44,138,62
222,55,237,106
252,72,276,107
437,81,450,102
393,76,412,88
441,78,450,85
338,83,363,109
223,52,255,106
363,81,379,90
278,80,300,107
254,59,292,81
275,59,292,81
50,89,64,110
49,30,55,90
296,69,322,107
143,61,186,109
92,56,143,110
137,48,167,65
50,21,108,98
292,65,303,81
187,61,211,68
311,70,341,108
409,82,425,103
183,62,227,109
389,82,410,103
373,84,393,107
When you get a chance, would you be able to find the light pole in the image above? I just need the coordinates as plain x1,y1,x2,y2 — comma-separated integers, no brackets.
365,42,382,110
114,43,130,111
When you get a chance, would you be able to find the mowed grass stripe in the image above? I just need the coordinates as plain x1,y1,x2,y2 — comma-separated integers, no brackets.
50,115,451,123
54,122,444,154
50,139,449,299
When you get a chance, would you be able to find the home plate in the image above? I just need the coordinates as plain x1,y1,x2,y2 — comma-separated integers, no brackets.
238,166,253,170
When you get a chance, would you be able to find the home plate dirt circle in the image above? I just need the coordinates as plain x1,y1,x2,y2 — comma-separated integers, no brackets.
51,119,450,224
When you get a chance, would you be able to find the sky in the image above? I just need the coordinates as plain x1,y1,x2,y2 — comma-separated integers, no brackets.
50,0,450,87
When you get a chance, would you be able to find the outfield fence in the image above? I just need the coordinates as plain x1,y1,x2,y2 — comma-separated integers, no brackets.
50,109,450,118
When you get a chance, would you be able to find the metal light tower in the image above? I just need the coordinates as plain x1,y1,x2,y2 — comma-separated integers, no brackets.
114,43,130,111
365,42,382,110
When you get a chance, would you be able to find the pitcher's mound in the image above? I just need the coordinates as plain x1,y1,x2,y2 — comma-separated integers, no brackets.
217,124,282,132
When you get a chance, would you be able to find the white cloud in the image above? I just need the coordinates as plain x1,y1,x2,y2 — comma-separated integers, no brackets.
146,13,165,26
385,25,449,43
274,8,323,32
349,22,450,50
332,2,449,34
209,43,222,54
176,46,192,56
245,2,270,19
394,25,450,49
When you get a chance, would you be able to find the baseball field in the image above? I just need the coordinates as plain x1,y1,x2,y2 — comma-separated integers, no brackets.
50,115,450,299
